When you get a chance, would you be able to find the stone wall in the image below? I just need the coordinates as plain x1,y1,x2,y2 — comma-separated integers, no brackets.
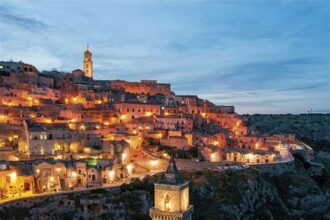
251,160,295,176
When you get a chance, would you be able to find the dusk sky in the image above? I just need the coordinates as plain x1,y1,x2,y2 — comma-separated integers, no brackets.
1,0,330,114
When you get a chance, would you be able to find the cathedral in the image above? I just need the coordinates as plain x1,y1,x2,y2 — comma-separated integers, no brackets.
149,156,193,220
83,45,93,78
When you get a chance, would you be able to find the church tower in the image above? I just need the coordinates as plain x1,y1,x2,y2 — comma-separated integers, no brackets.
83,44,93,78
149,156,193,220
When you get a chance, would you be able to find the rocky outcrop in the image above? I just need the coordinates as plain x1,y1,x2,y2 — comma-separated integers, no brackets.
180,154,330,220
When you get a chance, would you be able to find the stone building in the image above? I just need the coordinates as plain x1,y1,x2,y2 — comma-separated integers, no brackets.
110,80,171,97
83,45,93,78
155,116,193,132
149,157,193,220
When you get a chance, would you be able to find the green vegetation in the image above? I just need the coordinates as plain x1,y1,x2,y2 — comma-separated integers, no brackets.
85,157,98,166
144,137,198,159
244,114,330,151
158,145,198,159
0,206,30,220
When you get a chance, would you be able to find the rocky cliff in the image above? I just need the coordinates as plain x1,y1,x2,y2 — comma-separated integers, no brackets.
2,154,330,220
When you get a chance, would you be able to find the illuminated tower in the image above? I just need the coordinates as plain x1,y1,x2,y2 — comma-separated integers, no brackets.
83,44,93,78
149,156,193,220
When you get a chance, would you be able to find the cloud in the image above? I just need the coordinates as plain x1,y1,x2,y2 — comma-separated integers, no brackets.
0,6,51,31
0,0,330,114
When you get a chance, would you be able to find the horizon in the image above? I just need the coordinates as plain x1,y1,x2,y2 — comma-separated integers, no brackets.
1,0,330,114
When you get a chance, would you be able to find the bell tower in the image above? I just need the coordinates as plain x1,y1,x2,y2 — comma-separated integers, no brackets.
149,156,193,220
83,44,93,78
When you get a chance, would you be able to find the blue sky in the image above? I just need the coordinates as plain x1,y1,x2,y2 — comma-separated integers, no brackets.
1,0,330,114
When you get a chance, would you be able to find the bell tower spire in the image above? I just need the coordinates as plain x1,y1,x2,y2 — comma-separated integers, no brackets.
83,44,93,78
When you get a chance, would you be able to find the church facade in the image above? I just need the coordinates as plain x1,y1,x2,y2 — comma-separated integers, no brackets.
149,157,193,220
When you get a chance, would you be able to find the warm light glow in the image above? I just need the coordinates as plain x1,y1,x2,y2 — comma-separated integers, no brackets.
49,176,54,182
126,163,134,175
255,143,259,149
79,124,86,130
108,170,115,181
0,115,7,120
145,112,152,116
246,153,254,161
210,152,218,162
36,169,40,174
150,160,159,167
201,113,206,117
122,152,127,162
71,171,77,178
68,123,75,130
182,190,189,210
45,118,52,123
84,147,91,153
9,172,17,183
56,168,61,173
120,115,126,120
212,140,219,145
164,194,171,212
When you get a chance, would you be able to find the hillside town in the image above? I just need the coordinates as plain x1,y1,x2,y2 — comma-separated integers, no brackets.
0,46,312,206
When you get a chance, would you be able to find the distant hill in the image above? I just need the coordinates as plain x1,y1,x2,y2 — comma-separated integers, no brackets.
244,114,330,152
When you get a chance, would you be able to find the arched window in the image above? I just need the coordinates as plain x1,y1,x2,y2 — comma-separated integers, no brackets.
164,194,171,211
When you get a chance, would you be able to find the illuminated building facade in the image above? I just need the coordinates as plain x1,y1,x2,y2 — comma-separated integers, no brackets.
83,45,93,78
150,157,193,220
